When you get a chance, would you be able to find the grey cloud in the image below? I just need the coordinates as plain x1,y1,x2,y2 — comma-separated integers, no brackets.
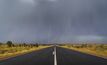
0,0,107,43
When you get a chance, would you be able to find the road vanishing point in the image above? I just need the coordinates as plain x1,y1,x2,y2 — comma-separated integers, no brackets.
0,46,107,65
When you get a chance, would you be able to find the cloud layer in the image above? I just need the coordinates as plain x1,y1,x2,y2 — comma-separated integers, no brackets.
0,0,107,43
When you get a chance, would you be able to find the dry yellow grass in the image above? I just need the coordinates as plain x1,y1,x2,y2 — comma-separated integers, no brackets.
0,45,50,60
61,45,107,59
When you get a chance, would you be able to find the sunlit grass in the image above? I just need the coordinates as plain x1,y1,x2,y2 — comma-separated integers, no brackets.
0,45,50,60
60,44,107,59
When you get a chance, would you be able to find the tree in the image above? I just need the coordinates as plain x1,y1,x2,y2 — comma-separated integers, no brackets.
23,43,27,47
6,41,13,47
35,43,39,47
0,42,2,46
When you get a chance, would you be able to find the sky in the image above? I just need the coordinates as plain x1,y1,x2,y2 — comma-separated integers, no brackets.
0,0,107,43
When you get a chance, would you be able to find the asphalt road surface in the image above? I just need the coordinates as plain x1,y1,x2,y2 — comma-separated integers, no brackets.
0,46,107,65
0,47,54,65
56,47,107,65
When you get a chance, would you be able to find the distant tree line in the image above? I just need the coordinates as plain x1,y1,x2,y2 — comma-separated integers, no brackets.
62,44,107,51
0,41,39,47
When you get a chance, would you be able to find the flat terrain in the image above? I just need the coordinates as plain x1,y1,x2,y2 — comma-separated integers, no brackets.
0,46,107,65
57,47,107,65
61,44,107,59
0,47,54,65
0,46,49,60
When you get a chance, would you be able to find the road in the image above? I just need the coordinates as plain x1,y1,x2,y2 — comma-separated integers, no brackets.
0,46,107,65
57,47,107,65
0,47,54,65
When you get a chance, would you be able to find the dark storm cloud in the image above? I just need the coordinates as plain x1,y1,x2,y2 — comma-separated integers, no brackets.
0,0,107,43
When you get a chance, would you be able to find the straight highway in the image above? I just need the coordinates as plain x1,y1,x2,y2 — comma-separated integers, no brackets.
0,46,107,65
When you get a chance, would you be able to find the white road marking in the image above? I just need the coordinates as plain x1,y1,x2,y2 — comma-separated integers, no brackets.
53,46,57,65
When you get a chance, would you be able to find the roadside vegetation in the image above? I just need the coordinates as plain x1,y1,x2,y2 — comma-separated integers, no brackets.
60,43,107,59
0,41,50,60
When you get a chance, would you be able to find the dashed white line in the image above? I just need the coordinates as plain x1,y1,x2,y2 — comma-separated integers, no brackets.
53,46,57,65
